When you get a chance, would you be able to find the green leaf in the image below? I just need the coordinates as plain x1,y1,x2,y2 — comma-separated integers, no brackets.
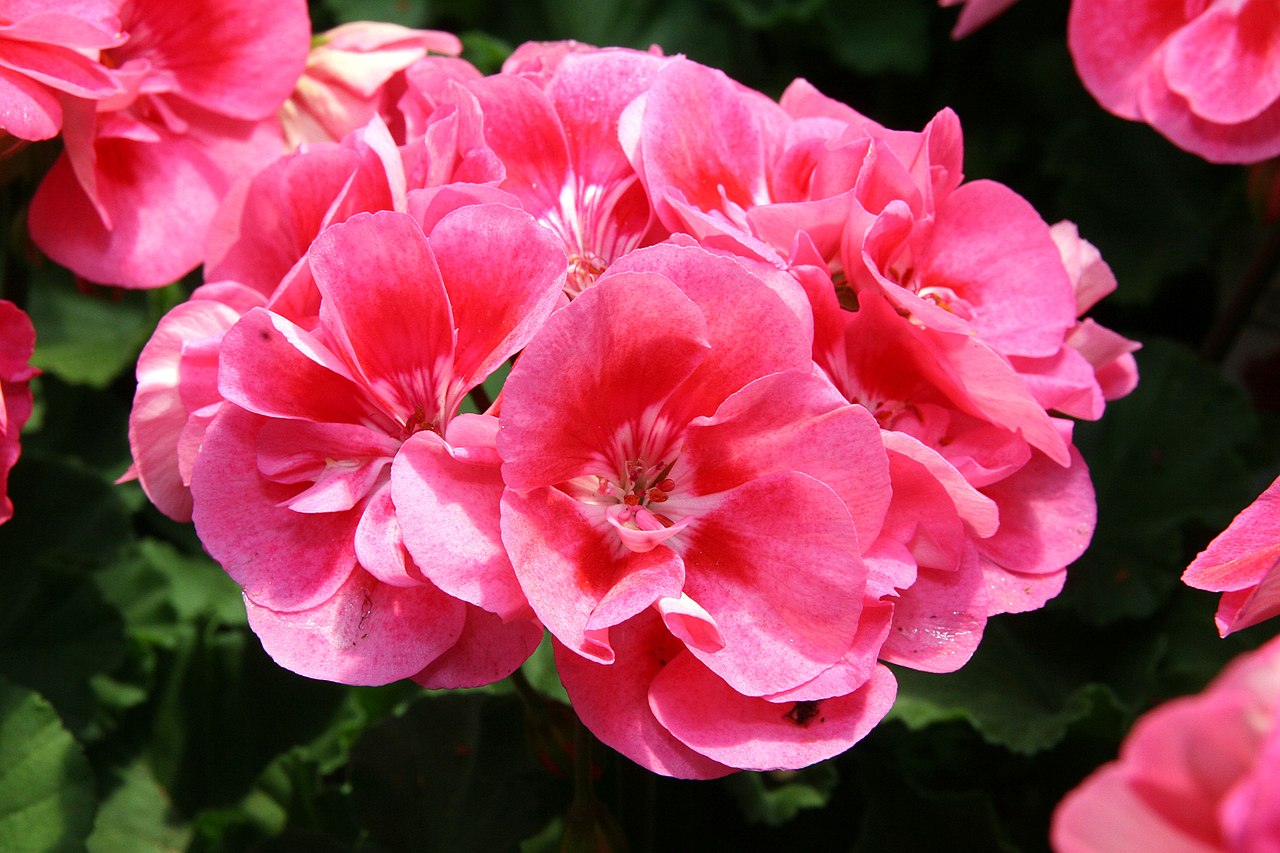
1061,339,1265,624
87,760,190,853
0,451,133,572
25,265,152,387
95,538,246,647
724,763,839,827
719,0,825,29
817,0,931,76
459,31,514,75
520,632,569,704
888,617,1134,755
0,679,96,853
349,692,567,852
142,624,349,814
322,0,428,26
0,566,125,736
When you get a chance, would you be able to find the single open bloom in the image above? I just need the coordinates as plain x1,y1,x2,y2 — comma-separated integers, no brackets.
190,203,566,686
1183,475,1280,637
499,242,896,776
456,43,670,296
27,0,311,286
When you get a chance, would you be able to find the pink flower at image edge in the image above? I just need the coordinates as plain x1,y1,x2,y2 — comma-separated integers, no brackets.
1068,0,1280,164
0,300,38,525
1052,632,1280,852
1183,475,1280,636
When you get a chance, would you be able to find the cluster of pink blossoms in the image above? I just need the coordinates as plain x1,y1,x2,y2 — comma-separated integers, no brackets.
121,33,1140,778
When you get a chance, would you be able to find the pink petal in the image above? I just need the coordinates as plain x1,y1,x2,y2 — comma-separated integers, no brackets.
256,420,398,512
426,203,566,394
1162,1,1280,125
309,210,457,420
654,593,724,653
0,36,117,99
191,407,363,612
1137,61,1280,163
217,307,372,426
1068,0,1186,121
979,562,1067,616
1066,319,1141,402
0,66,61,139
1052,762,1220,853
680,369,891,548
627,57,786,230
353,481,424,588
245,565,467,686
412,607,542,690
881,430,1000,539
546,49,666,191
553,613,733,779
978,446,1096,576
459,73,571,216
498,272,709,491
204,145,376,298
765,600,894,702
944,0,1020,39
678,470,867,696
129,295,248,521
879,548,987,673
392,429,526,618
602,243,813,423
116,0,309,121
1183,475,1280,636
920,180,1077,359
28,115,286,287
1011,345,1106,421
502,485,684,664
649,655,897,771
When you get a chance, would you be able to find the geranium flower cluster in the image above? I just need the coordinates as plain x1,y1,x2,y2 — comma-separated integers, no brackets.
123,36,1137,778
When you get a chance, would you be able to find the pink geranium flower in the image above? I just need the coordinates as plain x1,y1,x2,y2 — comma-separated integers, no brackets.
279,21,461,148
1069,0,1280,164
1183,476,1280,637
0,299,37,525
0,0,123,146
190,203,565,686
1052,633,1280,852
27,0,310,287
456,43,670,296
499,242,896,776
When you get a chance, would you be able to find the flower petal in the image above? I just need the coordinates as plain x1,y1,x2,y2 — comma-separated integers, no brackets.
649,655,897,771
245,566,467,686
